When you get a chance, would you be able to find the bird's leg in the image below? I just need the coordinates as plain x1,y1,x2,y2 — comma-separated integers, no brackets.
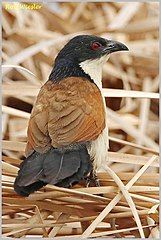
85,175,91,188
92,170,101,187
85,169,101,187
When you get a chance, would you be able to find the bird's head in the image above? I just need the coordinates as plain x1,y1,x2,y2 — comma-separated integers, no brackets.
51,35,128,85
56,35,128,64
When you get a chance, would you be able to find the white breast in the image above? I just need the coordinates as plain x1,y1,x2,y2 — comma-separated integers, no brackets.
80,56,109,170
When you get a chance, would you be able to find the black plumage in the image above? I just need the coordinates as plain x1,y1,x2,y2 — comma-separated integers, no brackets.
14,145,92,196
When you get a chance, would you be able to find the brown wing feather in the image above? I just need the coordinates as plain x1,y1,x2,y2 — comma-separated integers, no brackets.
25,77,105,156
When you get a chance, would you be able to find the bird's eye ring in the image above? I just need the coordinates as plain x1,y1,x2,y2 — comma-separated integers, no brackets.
91,42,102,50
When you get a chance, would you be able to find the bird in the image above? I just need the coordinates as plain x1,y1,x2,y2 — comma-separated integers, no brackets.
14,35,128,196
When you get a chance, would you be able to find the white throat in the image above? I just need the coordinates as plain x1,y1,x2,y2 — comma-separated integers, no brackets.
79,55,109,89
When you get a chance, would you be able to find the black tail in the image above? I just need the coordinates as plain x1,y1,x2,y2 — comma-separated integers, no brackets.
14,146,92,196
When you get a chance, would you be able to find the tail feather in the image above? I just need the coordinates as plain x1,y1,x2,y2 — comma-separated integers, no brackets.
43,149,82,184
14,179,46,197
14,146,92,196
15,152,44,187
56,149,92,187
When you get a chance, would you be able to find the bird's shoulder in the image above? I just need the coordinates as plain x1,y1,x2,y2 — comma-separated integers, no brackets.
32,76,103,113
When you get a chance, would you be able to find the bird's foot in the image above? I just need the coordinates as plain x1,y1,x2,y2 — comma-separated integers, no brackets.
85,170,101,187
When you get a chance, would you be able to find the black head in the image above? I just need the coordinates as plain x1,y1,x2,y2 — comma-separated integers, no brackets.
55,35,128,64
49,35,128,82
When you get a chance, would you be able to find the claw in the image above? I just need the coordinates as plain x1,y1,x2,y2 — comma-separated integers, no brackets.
85,170,101,187
95,178,101,187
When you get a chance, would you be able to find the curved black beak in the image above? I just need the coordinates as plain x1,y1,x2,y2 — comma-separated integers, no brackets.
103,40,129,54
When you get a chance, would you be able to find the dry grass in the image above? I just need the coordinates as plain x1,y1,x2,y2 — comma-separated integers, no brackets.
2,2,159,238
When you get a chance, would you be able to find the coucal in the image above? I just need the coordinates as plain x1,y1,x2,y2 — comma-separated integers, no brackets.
14,35,128,196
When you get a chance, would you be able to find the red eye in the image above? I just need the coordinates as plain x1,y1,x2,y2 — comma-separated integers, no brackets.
91,42,101,50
